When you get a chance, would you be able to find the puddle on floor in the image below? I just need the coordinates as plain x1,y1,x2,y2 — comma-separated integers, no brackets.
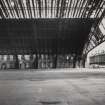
39,101,61,105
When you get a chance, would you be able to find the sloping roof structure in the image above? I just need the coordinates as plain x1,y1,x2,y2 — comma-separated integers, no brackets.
0,0,105,55
0,0,104,19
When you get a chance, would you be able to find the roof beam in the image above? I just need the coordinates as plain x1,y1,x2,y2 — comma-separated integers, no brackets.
0,7,5,18
67,0,72,18
38,0,41,17
18,0,25,18
73,0,78,17
60,0,66,18
56,0,60,18
51,0,54,17
45,0,47,18
32,0,36,18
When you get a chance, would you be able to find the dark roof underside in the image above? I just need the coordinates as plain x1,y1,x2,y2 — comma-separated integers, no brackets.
0,18,95,54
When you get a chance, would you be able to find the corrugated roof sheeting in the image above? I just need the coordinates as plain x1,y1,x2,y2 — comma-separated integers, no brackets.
0,0,104,19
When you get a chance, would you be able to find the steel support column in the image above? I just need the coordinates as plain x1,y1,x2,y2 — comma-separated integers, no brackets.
33,54,38,69
14,54,19,69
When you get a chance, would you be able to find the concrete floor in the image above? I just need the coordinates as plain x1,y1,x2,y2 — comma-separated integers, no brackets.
0,69,105,105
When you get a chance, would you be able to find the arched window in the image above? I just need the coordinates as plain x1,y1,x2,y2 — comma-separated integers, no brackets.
25,55,30,60
7,55,10,61
4,55,7,61
10,55,13,61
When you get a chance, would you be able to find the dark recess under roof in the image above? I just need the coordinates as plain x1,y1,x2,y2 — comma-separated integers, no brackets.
0,18,96,55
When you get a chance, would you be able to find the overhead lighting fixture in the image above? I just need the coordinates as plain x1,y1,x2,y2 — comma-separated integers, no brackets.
66,0,69,3
66,56,69,60
91,27,94,32
103,5,105,8
88,5,91,8
23,0,26,4
11,1,14,7
86,11,88,14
